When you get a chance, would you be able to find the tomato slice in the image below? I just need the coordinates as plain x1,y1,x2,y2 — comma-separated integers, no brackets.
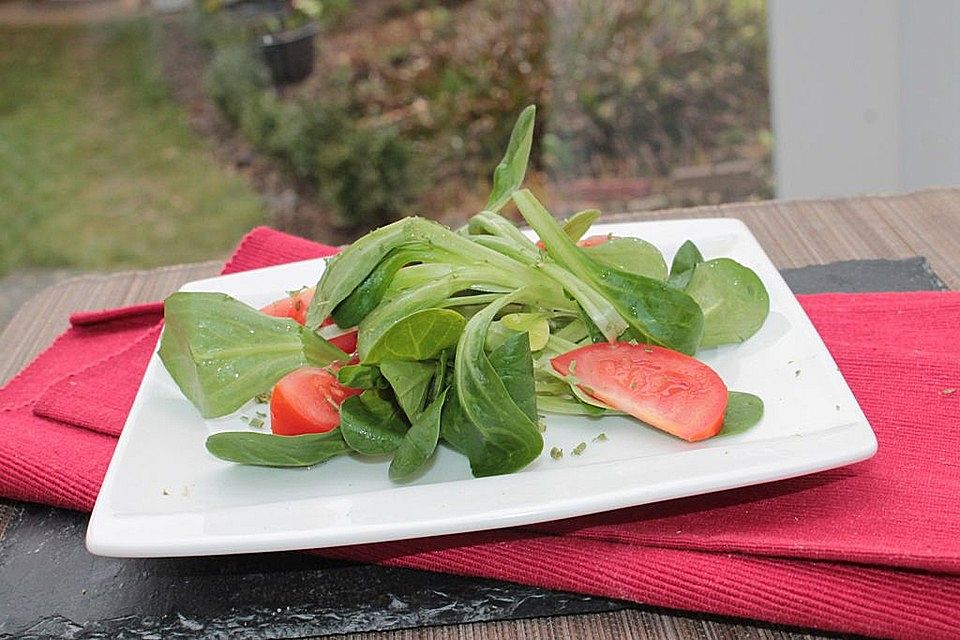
260,287,358,353
551,343,728,442
270,367,361,435
260,287,315,325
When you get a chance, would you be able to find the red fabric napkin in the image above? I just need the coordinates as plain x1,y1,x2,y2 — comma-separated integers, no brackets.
2,226,959,639
0,228,339,508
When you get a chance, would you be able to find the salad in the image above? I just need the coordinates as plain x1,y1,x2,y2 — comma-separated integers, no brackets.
158,105,769,480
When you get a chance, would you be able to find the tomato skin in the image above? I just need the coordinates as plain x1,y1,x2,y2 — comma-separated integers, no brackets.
260,287,315,325
536,234,612,250
575,234,612,248
324,321,358,354
551,343,728,442
260,288,358,353
270,367,361,435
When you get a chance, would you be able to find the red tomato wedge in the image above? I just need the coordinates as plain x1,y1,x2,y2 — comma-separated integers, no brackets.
536,234,612,250
260,287,358,353
322,320,358,354
260,287,315,325
270,367,361,435
551,343,728,442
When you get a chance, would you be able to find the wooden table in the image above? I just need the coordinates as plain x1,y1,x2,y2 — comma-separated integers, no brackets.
2,187,959,639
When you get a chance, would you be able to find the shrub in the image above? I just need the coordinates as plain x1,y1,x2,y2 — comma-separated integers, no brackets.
315,122,420,226
265,100,348,180
239,90,290,152
542,0,769,178
189,3,248,50
204,43,420,226
206,44,270,125
257,98,421,226
299,0,768,212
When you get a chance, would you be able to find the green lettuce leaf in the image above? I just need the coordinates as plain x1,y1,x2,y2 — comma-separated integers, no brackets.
485,104,536,212
339,388,409,455
159,292,345,418
380,359,436,422
684,258,769,348
443,292,543,477
513,189,704,354
389,389,447,480
719,391,764,435
205,430,348,467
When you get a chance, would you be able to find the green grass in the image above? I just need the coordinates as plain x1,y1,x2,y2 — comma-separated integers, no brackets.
0,20,265,275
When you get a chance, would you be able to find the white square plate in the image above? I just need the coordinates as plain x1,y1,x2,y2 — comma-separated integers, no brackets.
87,218,877,557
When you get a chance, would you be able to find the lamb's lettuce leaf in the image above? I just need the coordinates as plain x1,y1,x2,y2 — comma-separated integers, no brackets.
488,330,539,421
561,209,601,243
485,104,536,212
720,391,764,435
380,359,436,422
389,389,447,480
443,292,543,477
684,258,769,348
205,430,348,467
337,363,383,389
339,388,408,455
668,239,703,288
582,236,668,280
332,246,436,328
308,217,535,329
514,189,704,355
363,308,465,364
159,292,346,418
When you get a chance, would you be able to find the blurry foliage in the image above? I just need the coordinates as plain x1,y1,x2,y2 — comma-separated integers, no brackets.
302,0,552,188
545,0,768,178
197,0,769,224
197,0,350,34
189,1,248,48
299,0,769,211
204,37,420,226
207,44,270,124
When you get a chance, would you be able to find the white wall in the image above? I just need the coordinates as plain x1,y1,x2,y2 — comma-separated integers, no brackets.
768,0,960,198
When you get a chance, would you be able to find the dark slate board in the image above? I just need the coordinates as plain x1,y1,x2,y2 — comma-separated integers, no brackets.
0,504,620,640
0,257,947,640
781,257,947,294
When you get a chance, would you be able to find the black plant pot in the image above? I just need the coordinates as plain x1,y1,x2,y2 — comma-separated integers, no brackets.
258,21,319,86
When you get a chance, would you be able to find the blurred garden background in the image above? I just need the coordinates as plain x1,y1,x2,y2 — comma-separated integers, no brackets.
0,0,771,289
